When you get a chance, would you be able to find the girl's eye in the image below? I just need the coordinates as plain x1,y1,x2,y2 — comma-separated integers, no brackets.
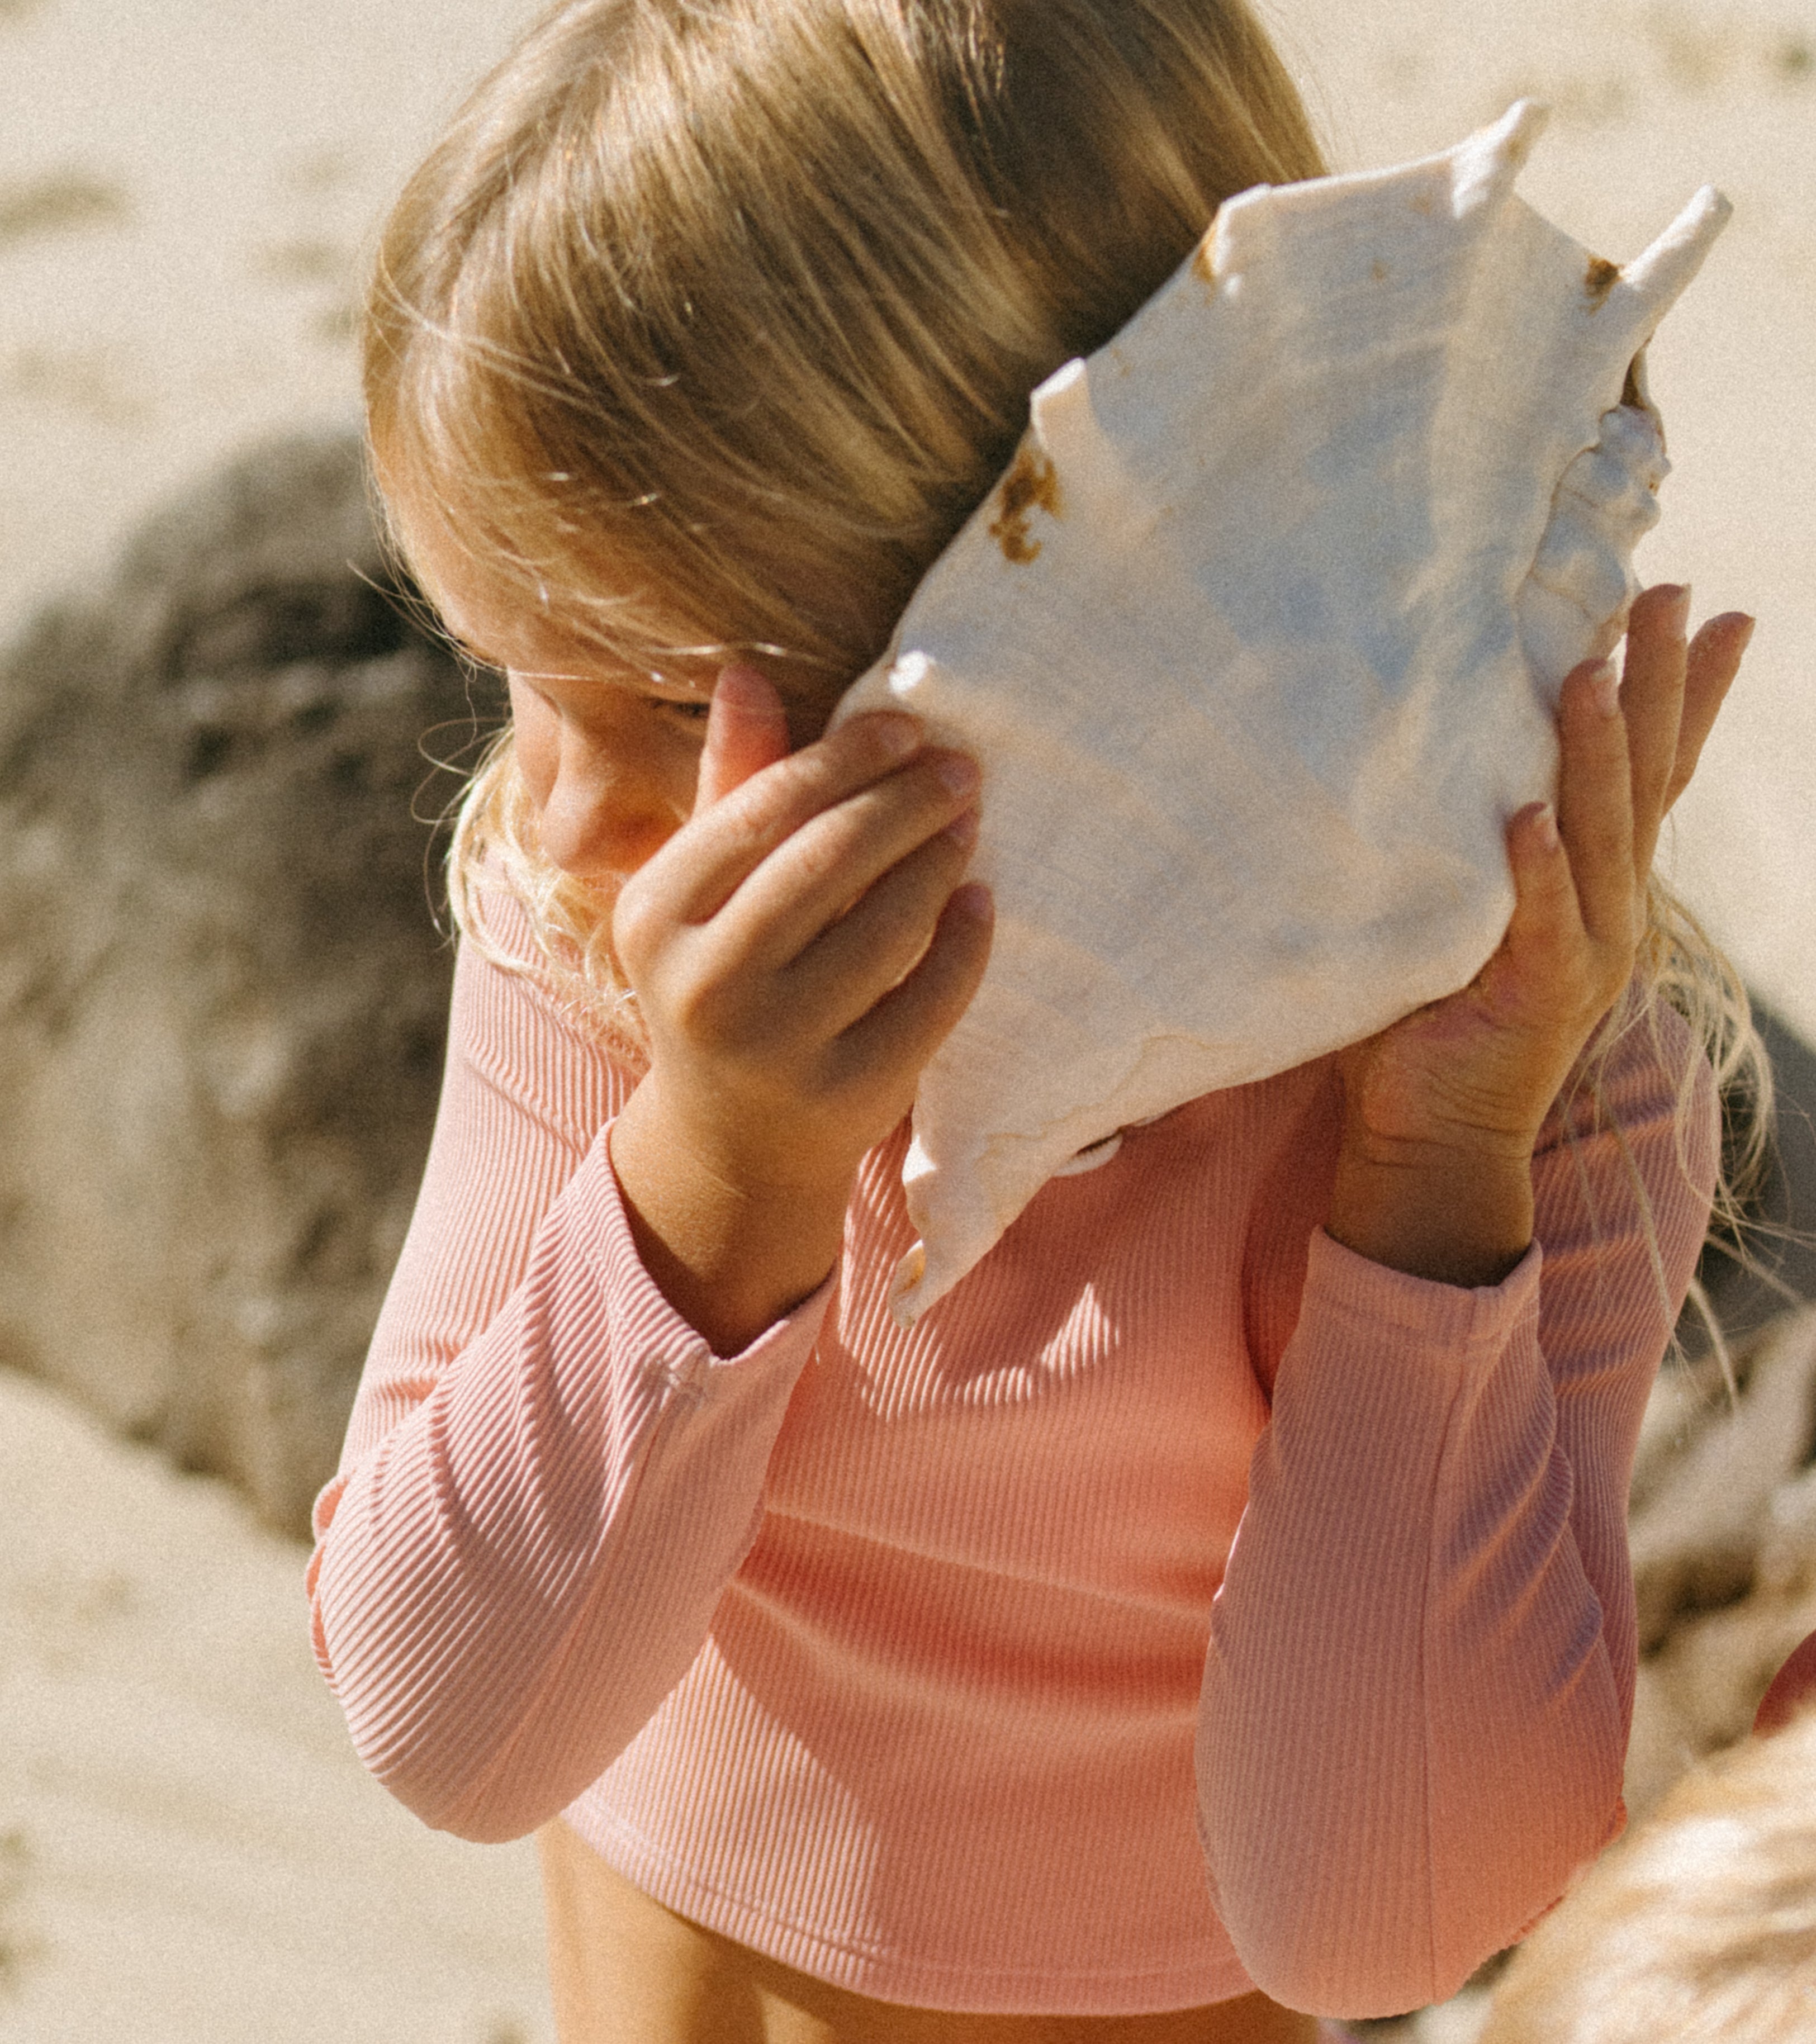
651,695,712,722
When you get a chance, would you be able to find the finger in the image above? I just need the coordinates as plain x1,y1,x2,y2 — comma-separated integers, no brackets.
723,748,981,966
642,709,926,924
827,881,994,1087
1497,800,1586,990
1619,583,1690,881
786,807,981,1032
692,664,792,815
1664,611,1753,813
1555,655,1638,949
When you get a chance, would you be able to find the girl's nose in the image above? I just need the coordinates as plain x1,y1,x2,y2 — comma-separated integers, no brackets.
535,723,689,879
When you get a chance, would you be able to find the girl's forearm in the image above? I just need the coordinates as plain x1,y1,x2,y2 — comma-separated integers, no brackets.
1202,1010,1715,2013
1198,1226,1621,2015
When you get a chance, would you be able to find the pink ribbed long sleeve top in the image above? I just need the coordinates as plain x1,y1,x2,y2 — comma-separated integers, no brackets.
308,890,1717,2021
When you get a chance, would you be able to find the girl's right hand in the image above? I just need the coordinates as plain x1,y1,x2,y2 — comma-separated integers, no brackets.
606,665,992,1351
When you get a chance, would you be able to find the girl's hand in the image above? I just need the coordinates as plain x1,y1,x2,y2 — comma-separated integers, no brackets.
607,666,992,1350
1329,585,1754,1288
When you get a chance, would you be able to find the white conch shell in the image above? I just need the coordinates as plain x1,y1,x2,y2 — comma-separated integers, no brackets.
831,102,1731,1323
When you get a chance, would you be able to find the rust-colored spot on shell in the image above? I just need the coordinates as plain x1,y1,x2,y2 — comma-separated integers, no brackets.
1621,357,1645,410
1192,206,1225,287
1371,258,1390,283
990,447,1062,566
1585,255,1622,309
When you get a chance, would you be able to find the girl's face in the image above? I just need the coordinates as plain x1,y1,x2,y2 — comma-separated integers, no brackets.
404,510,712,881
505,661,710,881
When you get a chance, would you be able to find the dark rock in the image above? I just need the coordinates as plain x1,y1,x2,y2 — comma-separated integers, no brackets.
0,432,494,1537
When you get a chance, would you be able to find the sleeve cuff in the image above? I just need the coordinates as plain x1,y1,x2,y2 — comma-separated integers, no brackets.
1303,1225,1543,1345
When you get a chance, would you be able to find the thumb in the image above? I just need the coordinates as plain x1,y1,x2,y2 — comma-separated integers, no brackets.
693,663,791,815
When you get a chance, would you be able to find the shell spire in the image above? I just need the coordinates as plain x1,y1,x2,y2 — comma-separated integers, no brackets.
1448,96,1551,215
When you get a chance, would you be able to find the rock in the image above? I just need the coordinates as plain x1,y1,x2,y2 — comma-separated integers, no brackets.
1621,1003,1816,1813
0,431,482,1538
1630,1306,1816,1652
1627,1306,1816,1814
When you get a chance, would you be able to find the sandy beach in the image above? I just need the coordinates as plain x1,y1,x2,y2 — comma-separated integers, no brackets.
1,0,1812,2036
0,1373,553,2042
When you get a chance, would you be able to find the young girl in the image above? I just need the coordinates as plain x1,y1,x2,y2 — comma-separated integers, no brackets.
307,2,1760,2036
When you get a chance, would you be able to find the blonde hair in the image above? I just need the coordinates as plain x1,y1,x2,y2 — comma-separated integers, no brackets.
366,0,1771,1253
1480,1710,1816,2043
364,0,1325,1051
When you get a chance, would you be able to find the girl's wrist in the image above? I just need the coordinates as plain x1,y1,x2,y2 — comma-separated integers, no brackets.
1326,1131,1535,1290
607,1079,856,1354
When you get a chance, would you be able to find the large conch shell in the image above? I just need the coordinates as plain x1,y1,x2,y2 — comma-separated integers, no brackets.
831,102,1731,1323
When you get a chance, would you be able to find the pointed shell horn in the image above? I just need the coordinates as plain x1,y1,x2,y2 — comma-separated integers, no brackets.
1623,184,1734,312
1450,98,1552,216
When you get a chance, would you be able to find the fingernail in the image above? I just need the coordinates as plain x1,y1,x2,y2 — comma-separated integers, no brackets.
1590,659,1621,717
870,713,922,758
1535,803,1560,853
712,663,773,714
943,805,980,850
1664,584,1694,637
936,752,980,797
951,881,993,921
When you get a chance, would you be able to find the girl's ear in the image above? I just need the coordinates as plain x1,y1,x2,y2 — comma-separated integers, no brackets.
692,664,793,814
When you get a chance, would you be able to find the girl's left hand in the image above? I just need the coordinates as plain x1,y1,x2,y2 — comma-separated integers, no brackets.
1328,585,1754,1287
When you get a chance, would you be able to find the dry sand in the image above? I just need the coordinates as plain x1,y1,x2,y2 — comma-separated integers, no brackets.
0,1370,552,2042
2,0,1813,2036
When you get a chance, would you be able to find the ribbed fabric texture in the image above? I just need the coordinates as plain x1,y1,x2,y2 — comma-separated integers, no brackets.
309,891,1717,2020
